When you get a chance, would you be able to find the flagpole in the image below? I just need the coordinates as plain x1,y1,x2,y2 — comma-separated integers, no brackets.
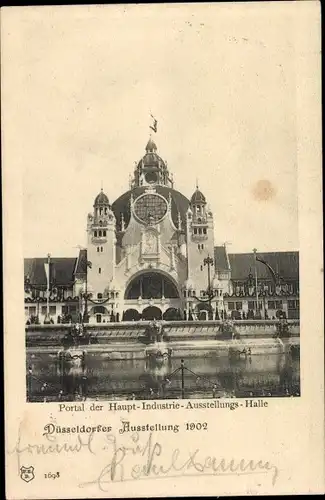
253,249,259,318
44,253,51,324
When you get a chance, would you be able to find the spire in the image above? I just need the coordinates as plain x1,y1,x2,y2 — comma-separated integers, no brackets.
121,213,125,232
177,211,182,230
145,137,157,153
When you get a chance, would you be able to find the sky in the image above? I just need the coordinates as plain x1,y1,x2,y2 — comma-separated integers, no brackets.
5,4,299,257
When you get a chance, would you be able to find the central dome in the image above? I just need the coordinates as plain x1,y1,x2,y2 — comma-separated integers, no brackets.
137,138,166,170
112,186,190,230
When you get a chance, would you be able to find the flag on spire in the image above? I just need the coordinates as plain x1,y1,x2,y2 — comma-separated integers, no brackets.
149,114,158,133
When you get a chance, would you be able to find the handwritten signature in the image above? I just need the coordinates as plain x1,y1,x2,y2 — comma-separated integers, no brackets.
79,432,279,491
9,424,279,490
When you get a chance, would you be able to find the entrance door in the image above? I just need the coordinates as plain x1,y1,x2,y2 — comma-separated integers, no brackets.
142,306,162,320
96,314,102,323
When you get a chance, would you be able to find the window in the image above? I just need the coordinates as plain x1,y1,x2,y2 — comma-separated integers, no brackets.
41,306,47,315
248,301,262,310
268,301,275,309
198,228,202,235
103,230,106,237
97,293,103,299
183,291,187,298
94,230,97,237
288,300,299,309
101,246,103,252
69,305,77,313
203,228,207,235
194,228,197,235
275,300,282,309
235,302,242,310
104,208,107,215
29,306,36,316
192,290,196,296
49,306,56,315
99,230,102,237
228,302,235,310
198,244,200,250
99,268,101,274
99,208,103,215
201,244,204,249
97,247,100,252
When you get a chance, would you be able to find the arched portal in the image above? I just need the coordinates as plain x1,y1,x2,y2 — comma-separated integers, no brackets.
123,309,141,322
142,306,162,321
163,308,179,321
195,302,212,321
125,272,179,300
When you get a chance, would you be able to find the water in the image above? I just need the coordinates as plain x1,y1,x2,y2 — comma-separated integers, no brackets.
26,346,300,402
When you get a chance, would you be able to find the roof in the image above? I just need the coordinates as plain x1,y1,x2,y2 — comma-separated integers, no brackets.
24,257,77,286
214,246,229,270
94,189,109,206
112,186,190,230
190,188,206,205
75,249,87,276
228,251,299,280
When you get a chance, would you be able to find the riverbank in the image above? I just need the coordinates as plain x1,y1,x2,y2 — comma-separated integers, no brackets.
26,319,300,346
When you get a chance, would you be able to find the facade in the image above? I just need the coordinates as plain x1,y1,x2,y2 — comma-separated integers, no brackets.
24,138,299,324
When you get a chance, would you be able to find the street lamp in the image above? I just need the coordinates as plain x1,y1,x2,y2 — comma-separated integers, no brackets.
195,254,216,320
252,248,260,319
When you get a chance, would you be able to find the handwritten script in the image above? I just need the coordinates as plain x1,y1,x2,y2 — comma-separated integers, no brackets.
80,432,279,491
10,423,279,491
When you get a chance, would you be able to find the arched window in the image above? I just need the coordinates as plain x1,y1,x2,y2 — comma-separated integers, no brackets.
97,247,99,252
103,230,106,237
99,230,102,237
99,268,101,274
94,230,97,237
125,272,179,300
203,228,207,234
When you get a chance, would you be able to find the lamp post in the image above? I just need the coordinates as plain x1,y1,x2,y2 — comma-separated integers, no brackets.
253,249,260,319
44,253,51,324
194,254,216,320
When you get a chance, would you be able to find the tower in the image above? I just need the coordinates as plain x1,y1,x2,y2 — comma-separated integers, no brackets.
132,138,173,188
86,189,116,298
186,185,215,294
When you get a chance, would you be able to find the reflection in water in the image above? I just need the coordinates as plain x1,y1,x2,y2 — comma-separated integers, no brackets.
26,345,300,402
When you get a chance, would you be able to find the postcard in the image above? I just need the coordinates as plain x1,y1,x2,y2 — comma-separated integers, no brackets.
2,2,324,498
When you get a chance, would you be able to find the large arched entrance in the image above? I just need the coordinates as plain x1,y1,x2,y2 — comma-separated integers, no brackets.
125,272,179,300
123,309,141,321
142,306,162,320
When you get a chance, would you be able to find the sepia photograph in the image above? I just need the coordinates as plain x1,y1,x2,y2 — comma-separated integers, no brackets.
3,4,323,499
21,4,300,403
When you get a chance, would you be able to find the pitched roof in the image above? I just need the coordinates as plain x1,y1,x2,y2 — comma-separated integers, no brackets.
228,251,299,280
75,249,87,276
214,246,229,270
24,257,77,286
